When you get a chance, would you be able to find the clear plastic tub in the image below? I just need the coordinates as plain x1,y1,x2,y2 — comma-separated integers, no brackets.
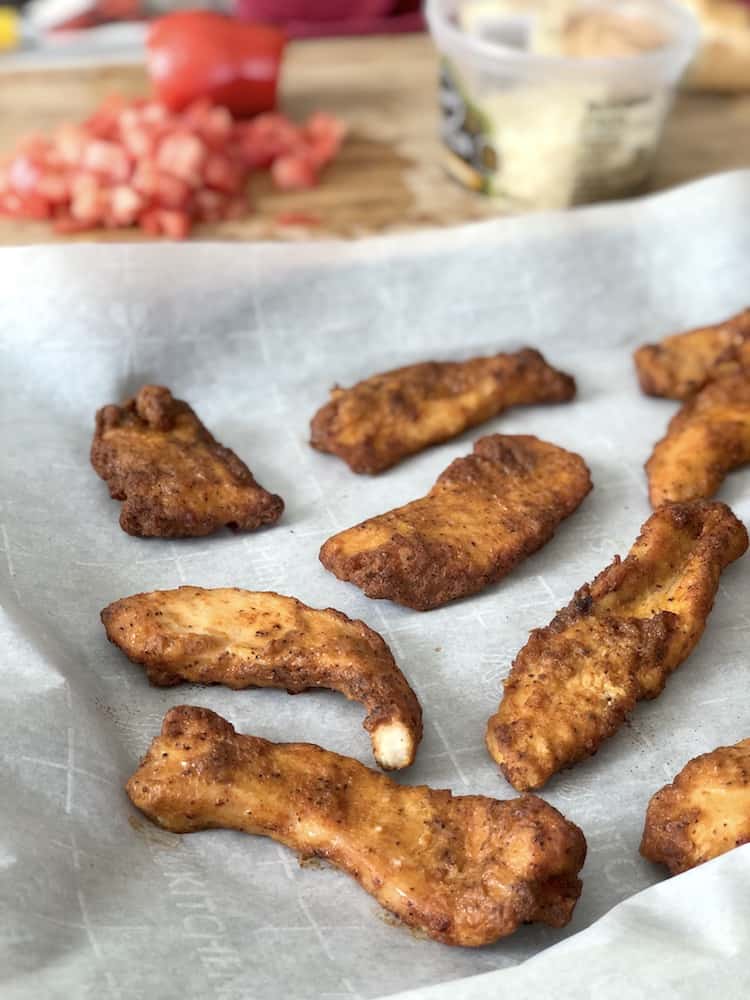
426,0,699,210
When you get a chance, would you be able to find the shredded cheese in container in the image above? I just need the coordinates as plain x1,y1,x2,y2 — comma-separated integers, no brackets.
428,0,699,210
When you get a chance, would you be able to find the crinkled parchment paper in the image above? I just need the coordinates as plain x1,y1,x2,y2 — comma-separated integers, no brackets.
2,171,750,1000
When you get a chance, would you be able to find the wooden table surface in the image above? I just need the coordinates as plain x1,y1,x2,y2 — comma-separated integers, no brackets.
1,33,749,243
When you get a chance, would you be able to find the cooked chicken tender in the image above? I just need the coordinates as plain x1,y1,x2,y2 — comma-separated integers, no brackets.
320,434,591,611
634,308,750,399
127,706,587,947
641,739,750,875
310,348,575,474
91,385,283,537
486,502,748,791
102,587,422,770
646,371,750,507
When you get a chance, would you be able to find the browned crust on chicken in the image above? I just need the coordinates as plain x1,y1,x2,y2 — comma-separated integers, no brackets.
646,371,750,507
641,738,750,875
310,348,576,474
102,587,422,770
634,308,750,399
486,502,748,792
319,434,591,611
91,385,283,537
127,706,586,947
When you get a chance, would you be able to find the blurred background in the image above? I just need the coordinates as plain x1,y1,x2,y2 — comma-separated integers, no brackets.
0,0,749,243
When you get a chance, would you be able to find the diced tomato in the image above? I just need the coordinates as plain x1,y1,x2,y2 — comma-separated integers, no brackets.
117,106,141,132
120,124,157,161
108,185,144,226
202,152,245,195
270,154,317,192
70,192,103,224
11,192,52,220
305,112,347,145
54,216,97,234
83,95,128,140
129,158,159,197
37,171,70,205
235,134,279,170
16,134,53,160
136,207,191,239
0,191,19,214
131,158,190,209
154,208,191,239
82,140,130,182
156,131,206,186
303,115,347,169
54,124,89,167
2,192,23,217
70,174,107,223
304,137,337,171
137,208,163,236
235,113,300,169
140,102,171,126
1,188,53,220
204,105,234,143
69,172,99,198
183,99,234,149
0,94,344,236
7,155,42,193
156,172,191,209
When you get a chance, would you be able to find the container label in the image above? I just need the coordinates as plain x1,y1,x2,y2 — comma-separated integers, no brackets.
438,63,497,194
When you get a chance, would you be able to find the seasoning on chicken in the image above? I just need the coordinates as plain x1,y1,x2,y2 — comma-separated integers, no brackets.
310,348,575,474
127,705,587,947
486,502,748,791
641,738,750,875
102,586,422,770
91,384,283,537
320,434,591,611
646,371,750,507
634,308,750,399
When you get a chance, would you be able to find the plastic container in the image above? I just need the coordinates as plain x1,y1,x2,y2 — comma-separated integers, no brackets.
426,0,699,210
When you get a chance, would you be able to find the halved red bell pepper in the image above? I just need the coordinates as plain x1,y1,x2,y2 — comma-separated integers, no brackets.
146,11,286,118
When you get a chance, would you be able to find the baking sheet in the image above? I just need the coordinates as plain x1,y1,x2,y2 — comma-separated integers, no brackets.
2,169,750,1000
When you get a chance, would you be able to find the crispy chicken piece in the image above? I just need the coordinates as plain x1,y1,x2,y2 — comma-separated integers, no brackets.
319,435,591,611
102,587,422,770
486,502,748,792
127,706,587,947
646,372,750,507
640,739,750,875
634,308,750,399
310,348,576,474
91,385,283,537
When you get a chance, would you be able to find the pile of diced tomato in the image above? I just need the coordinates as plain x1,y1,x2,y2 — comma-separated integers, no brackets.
0,96,345,238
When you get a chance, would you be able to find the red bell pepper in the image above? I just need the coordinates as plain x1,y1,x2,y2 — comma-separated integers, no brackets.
146,11,286,118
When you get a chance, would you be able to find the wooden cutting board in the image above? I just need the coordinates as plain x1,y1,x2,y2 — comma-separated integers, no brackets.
1,33,750,244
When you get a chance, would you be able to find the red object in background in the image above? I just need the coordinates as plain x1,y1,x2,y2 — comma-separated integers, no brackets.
0,97,346,238
234,0,424,38
147,12,286,116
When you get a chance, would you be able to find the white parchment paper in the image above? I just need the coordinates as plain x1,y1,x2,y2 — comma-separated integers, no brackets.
2,170,750,1000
